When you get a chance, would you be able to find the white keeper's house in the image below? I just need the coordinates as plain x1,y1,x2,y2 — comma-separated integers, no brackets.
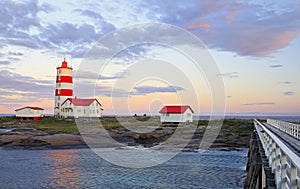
60,98,103,118
15,106,44,121
159,105,194,123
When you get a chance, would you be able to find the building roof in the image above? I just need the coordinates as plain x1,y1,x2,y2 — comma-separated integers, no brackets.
61,98,102,107
159,105,194,114
15,106,44,111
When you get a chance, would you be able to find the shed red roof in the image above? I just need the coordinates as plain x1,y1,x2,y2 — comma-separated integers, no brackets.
15,106,44,111
61,98,102,107
159,105,194,114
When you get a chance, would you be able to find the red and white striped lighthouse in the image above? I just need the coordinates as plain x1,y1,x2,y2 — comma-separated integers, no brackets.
54,59,73,117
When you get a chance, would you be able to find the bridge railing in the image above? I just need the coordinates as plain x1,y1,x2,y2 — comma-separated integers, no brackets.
267,119,300,140
254,119,300,189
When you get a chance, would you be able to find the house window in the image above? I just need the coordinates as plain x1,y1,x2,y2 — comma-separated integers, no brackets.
166,113,169,117
97,110,99,113
58,96,60,100
84,109,85,114
58,89,61,94
59,70,62,74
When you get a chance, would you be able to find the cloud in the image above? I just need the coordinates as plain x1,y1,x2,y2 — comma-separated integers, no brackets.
8,52,23,56
282,91,294,96
0,70,54,105
269,64,283,68
186,23,211,31
283,81,292,85
1,0,299,58
43,23,100,45
0,61,10,65
0,1,115,58
243,102,275,106
146,0,300,56
217,72,240,78
39,2,56,13
0,1,45,50
132,85,184,95
0,0,40,30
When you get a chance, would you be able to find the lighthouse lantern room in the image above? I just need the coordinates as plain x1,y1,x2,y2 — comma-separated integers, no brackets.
54,59,73,117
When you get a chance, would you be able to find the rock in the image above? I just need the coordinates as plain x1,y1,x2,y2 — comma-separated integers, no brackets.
133,134,140,140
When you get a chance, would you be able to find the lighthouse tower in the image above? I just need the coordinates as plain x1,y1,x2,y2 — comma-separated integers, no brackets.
54,59,73,117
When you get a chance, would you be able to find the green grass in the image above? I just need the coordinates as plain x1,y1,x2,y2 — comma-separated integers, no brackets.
30,117,78,133
0,116,16,123
0,116,255,134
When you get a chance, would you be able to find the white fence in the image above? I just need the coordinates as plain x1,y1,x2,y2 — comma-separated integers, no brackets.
267,119,300,140
254,119,300,189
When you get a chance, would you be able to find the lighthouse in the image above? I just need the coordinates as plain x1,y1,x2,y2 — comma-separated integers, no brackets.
54,59,73,117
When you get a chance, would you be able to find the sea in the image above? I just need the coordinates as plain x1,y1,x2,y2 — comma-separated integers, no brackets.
1,114,299,188
0,148,248,189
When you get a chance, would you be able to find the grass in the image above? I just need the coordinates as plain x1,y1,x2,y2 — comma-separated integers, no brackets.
0,116,16,123
0,116,254,134
30,117,78,133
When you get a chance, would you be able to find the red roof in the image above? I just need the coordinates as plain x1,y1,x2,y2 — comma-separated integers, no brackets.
15,106,44,111
61,98,102,107
159,105,194,114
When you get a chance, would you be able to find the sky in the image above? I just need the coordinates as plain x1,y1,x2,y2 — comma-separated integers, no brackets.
0,0,299,116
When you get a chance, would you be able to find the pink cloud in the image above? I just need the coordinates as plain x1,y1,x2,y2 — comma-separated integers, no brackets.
187,23,211,30
225,5,243,24
238,31,298,56
186,22,212,33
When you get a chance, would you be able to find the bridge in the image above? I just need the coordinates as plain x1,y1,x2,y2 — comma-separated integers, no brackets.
248,119,300,189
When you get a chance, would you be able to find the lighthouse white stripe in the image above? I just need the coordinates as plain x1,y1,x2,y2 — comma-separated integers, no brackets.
57,69,72,75
56,83,73,89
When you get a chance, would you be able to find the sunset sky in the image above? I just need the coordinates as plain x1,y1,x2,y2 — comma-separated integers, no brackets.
0,0,299,115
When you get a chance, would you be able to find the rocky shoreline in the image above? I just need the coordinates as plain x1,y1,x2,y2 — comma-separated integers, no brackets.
0,117,254,150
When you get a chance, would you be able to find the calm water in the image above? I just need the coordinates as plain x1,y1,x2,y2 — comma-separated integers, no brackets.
0,148,247,189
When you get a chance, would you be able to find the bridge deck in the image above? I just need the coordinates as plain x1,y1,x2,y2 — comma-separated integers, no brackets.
263,122,300,157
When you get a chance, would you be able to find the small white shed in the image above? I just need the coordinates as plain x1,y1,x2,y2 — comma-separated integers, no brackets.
159,105,194,123
15,107,44,120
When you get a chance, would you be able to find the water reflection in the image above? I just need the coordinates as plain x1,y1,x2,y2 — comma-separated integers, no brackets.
46,149,80,188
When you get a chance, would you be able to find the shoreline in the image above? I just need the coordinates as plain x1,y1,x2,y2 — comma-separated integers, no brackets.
0,117,254,150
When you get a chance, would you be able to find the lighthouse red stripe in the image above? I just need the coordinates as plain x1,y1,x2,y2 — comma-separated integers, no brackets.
55,89,73,96
56,76,73,83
